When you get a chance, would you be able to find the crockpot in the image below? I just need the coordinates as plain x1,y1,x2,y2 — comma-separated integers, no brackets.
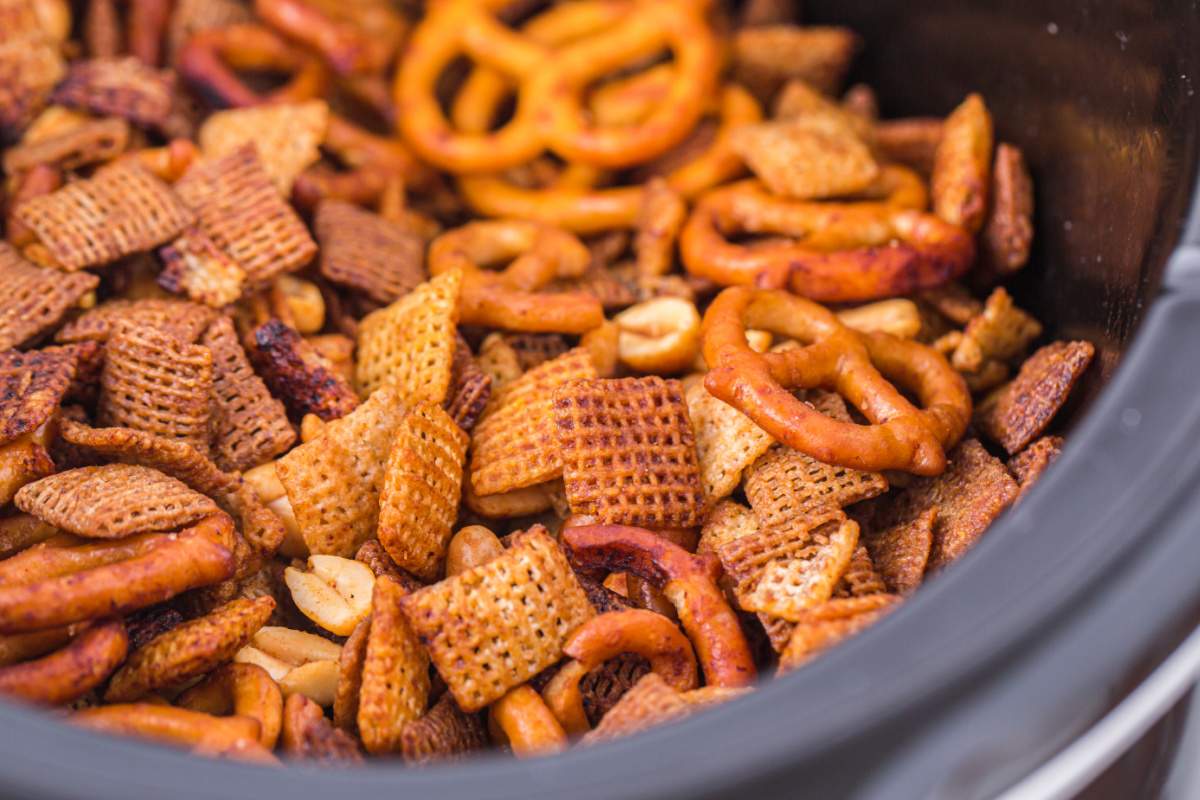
4,0,1200,797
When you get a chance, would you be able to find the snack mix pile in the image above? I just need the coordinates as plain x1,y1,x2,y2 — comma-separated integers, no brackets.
0,0,1095,765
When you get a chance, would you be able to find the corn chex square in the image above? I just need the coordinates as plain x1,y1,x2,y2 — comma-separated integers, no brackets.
199,101,328,194
685,382,773,502
554,376,706,528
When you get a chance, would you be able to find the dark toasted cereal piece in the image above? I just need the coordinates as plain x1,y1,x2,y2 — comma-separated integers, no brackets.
717,510,859,621
332,616,369,732
97,321,214,454
174,144,317,289
248,319,359,423
582,673,692,744
685,382,774,502
355,270,461,402
732,25,860,99
1008,435,1065,502
879,438,1017,572
397,693,487,764
580,653,652,726
777,594,900,673
0,245,98,350
15,162,192,271
275,386,407,557
978,143,1035,282
51,57,174,128
744,444,887,529
315,201,426,305
576,573,637,615
56,298,215,345
857,503,936,596
105,596,273,701
0,347,77,445
400,528,595,712
158,227,247,308
444,336,492,433
832,546,888,598
354,541,424,593
357,577,430,754
15,464,220,539
124,606,186,652
2,117,130,174
502,333,571,372
976,341,1095,454
554,377,706,529
198,101,327,195
378,404,469,582
917,282,983,328
282,693,365,764
470,348,597,496
0,16,65,137
202,316,295,472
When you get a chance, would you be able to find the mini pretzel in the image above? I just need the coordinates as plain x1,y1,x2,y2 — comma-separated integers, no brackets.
561,525,756,689
701,287,971,475
0,513,236,633
72,704,276,763
488,685,568,758
680,179,975,302
428,220,603,334
542,609,698,735
396,0,720,173
178,24,327,108
176,663,284,749
254,0,403,76
0,620,128,706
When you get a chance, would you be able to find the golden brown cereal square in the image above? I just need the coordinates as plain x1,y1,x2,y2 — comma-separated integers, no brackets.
157,227,247,308
877,438,1017,572
275,386,407,557
0,346,77,445
730,115,878,200
855,502,935,596
378,404,469,582
697,500,759,556
397,693,487,764
98,321,214,454
201,316,296,472
0,244,98,349
444,335,492,434
0,35,65,138
777,594,899,673
685,382,774,502
248,319,359,422
975,341,1094,454
832,545,888,598
315,201,426,305
15,463,219,539
732,25,860,98
355,269,461,401
15,162,193,270
469,347,597,496
174,143,317,289
56,298,215,345
581,673,691,744
51,56,174,129
951,288,1042,373
198,101,328,194
717,510,859,620
555,376,706,528
743,444,887,529
399,528,594,712
1008,435,1065,502
358,576,431,755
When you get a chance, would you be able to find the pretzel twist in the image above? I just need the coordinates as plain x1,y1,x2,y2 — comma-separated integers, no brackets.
681,177,974,303
177,663,284,750
701,287,970,475
428,220,603,334
561,525,756,689
395,0,720,173
178,24,328,108
0,620,128,706
0,514,237,634
542,609,698,735
72,704,277,763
